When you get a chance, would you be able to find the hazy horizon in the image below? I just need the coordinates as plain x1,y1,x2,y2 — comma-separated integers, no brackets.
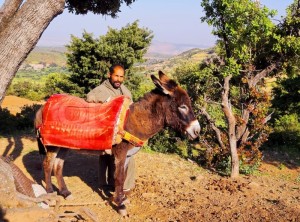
1,0,292,54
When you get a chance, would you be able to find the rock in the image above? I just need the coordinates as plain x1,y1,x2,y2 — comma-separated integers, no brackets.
248,182,260,190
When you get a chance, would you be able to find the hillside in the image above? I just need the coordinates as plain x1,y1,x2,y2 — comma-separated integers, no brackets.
19,46,212,74
138,48,213,74
0,110,299,221
21,46,67,69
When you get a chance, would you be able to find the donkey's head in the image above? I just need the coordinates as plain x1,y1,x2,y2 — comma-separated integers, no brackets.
151,71,200,139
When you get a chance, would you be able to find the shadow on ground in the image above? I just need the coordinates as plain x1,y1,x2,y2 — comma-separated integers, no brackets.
22,150,101,192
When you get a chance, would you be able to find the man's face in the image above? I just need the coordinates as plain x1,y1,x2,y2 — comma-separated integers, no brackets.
108,67,125,89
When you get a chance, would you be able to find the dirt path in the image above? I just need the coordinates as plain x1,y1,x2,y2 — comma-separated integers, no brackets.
1,96,300,221
0,133,299,222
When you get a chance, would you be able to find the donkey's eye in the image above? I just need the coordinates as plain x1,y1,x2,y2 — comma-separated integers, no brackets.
178,105,189,114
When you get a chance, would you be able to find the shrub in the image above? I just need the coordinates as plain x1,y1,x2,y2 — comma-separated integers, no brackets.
9,81,45,101
268,113,300,148
15,104,42,130
0,108,17,134
147,128,183,155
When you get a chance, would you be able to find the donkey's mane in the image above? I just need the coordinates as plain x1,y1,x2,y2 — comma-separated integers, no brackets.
130,88,170,116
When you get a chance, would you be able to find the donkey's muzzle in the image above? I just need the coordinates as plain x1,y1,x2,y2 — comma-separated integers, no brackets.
186,120,200,139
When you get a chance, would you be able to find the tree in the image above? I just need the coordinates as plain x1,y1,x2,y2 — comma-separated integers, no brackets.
0,0,135,104
43,72,84,98
269,0,300,148
272,0,300,117
197,0,300,178
65,21,153,95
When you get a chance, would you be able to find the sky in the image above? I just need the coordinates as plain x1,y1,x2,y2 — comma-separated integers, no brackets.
0,0,295,48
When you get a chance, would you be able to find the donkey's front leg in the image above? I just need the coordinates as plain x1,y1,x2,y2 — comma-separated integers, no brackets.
43,146,59,193
113,145,128,216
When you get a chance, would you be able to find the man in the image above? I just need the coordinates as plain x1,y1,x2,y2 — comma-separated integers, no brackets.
86,64,137,193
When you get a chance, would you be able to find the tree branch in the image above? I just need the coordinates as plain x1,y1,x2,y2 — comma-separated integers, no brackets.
261,111,274,124
222,75,235,126
248,64,276,87
200,107,226,151
236,107,250,141
221,74,239,178
0,0,23,31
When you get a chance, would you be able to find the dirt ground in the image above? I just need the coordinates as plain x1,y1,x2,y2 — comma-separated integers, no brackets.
0,96,300,222
1,95,44,115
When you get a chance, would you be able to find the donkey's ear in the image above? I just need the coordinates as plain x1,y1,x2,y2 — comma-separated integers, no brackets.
151,71,178,95
158,70,170,83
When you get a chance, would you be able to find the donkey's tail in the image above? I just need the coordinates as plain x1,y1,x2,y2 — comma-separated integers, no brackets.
34,105,46,155
36,134,46,155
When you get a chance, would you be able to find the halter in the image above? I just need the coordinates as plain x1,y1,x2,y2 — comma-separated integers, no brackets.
118,130,145,147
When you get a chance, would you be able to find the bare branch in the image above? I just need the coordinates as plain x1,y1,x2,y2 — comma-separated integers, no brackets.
241,128,250,143
206,99,222,106
261,111,274,124
236,109,250,140
248,64,277,87
200,108,226,150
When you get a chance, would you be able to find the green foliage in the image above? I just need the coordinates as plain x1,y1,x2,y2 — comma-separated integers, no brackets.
43,73,84,98
66,0,135,17
174,62,221,103
146,126,197,161
272,75,300,118
239,159,261,175
66,21,153,95
268,114,300,147
0,104,41,134
7,81,45,101
147,129,182,155
0,108,17,134
181,0,300,174
201,0,278,68
15,104,42,130
216,155,261,176
128,73,154,101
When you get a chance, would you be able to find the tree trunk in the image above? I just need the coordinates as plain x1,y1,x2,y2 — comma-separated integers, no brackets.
0,0,65,104
221,75,239,178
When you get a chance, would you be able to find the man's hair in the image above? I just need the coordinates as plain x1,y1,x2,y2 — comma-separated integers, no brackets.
109,64,124,74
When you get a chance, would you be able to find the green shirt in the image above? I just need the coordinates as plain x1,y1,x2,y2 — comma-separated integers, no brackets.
86,79,132,103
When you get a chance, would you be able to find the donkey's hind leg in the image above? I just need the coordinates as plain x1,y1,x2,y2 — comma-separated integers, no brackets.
53,148,72,199
43,146,59,194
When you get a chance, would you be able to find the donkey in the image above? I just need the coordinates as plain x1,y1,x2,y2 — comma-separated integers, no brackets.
34,71,200,215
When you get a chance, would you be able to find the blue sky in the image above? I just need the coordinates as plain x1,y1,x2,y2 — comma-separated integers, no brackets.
0,0,294,48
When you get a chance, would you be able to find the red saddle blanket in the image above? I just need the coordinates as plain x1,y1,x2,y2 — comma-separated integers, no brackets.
39,94,130,150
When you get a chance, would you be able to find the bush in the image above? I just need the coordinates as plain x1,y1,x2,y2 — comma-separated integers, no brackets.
216,155,261,176
9,81,45,101
15,104,42,130
0,104,42,135
0,108,17,134
268,113,300,148
147,128,183,155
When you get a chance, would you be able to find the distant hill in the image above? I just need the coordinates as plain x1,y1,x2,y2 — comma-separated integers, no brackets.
19,45,213,73
139,48,214,74
22,46,67,69
147,41,211,56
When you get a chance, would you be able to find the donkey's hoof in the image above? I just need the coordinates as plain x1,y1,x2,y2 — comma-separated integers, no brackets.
118,207,128,217
123,197,130,205
60,190,72,199
65,194,74,200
